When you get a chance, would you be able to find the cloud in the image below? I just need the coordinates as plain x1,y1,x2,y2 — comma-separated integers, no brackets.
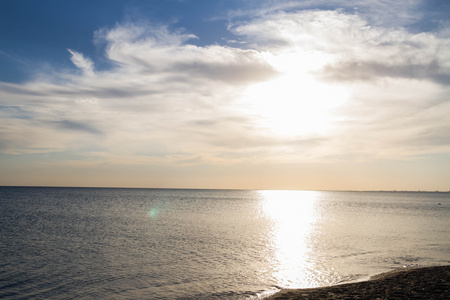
0,105,33,120
320,59,450,85
230,9,450,158
0,22,279,161
94,22,276,84
226,0,423,28
317,28,450,85
68,49,95,76
231,9,450,84
0,10,449,168
48,120,104,135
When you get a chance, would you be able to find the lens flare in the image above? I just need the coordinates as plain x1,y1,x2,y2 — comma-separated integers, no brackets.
148,207,159,218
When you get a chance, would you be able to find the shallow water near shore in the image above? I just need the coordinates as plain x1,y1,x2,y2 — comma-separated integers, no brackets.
1,187,449,299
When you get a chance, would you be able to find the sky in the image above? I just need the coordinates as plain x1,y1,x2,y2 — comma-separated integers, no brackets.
1,0,449,190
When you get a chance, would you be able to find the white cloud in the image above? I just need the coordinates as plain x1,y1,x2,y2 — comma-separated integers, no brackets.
93,22,275,85
0,23,278,162
227,0,423,28
0,10,449,168
231,10,450,158
67,49,95,76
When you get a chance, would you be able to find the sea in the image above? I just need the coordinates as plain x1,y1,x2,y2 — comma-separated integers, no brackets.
1,187,449,299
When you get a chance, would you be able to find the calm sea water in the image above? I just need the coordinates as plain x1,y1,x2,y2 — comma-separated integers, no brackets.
1,187,449,299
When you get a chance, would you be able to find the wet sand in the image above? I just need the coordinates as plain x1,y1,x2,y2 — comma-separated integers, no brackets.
267,265,450,299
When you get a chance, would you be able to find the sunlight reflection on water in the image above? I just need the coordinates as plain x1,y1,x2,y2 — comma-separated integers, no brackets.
259,190,321,288
1,188,448,299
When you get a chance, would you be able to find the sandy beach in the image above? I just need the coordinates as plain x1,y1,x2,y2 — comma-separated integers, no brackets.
267,265,450,299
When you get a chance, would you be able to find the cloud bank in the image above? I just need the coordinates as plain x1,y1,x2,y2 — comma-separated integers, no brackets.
1,8,449,188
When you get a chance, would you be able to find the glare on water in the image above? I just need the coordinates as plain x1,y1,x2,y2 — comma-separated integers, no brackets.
1,188,448,299
259,190,321,288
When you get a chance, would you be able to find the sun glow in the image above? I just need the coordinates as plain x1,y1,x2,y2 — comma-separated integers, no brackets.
240,52,348,137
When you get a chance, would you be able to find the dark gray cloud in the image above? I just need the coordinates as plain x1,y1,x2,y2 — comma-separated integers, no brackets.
189,119,219,127
0,105,33,120
47,120,104,135
229,0,426,31
403,127,450,149
172,60,276,84
0,83,48,96
188,116,253,128
320,59,450,85
232,9,450,87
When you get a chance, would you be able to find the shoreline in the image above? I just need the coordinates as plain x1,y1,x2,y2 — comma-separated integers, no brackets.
266,265,450,299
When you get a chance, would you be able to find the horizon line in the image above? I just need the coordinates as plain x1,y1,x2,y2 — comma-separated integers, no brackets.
1,185,448,193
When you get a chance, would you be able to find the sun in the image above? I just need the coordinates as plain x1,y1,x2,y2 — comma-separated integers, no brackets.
239,52,348,137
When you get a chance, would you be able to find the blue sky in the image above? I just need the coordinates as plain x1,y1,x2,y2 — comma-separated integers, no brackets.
3,0,449,83
0,0,250,82
1,0,449,190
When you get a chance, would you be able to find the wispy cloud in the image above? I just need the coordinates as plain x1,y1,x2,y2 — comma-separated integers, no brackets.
231,9,449,154
226,0,423,28
67,49,95,76
0,22,278,162
0,7,449,173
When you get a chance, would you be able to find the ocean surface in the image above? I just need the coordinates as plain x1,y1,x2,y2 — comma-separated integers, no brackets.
1,187,449,299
